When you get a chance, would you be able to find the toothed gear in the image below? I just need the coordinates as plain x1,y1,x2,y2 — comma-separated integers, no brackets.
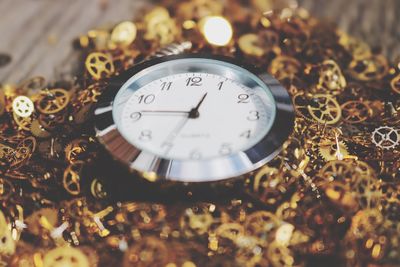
371,126,400,150
318,140,349,161
64,138,89,163
64,137,98,163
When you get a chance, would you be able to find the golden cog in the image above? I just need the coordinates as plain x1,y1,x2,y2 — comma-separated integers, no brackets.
318,140,350,161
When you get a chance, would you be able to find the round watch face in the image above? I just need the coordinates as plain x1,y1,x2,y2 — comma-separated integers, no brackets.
95,54,294,182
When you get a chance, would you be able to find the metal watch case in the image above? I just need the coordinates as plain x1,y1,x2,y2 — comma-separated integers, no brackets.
94,54,294,183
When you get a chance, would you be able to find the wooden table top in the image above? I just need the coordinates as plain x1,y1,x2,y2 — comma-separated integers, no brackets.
0,0,398,84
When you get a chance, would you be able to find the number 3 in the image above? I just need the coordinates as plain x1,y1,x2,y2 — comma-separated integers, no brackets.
247,111,260,121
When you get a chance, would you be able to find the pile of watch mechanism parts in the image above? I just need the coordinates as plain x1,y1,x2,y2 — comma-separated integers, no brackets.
0,0,399,266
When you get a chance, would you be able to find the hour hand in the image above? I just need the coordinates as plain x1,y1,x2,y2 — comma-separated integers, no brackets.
189,93,208,119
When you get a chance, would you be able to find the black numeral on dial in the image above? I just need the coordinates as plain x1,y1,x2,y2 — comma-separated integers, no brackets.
139,130,152,141
247,111,260,121
130,112,142,121
237,94,250,103
190,150,202,160
217,81,224,90
186,77,202,86
161,81,172,91
219,143,232,155
137,94,155,104
240,130,251,139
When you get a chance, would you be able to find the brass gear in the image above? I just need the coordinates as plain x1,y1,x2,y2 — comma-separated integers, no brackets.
36,89,70,114
318,140,350,161
0,210,16,255
43,246,90,267
0,177,14,201
122,236,169,267
25,208,59,236
316,60,346,94
30,119,51,138
307,94,342,125
63,161,85,195
341,100,372,124
64,138,92,163
390,74,400,95
13,112,33,131
85,52,115,80
9,136,36,168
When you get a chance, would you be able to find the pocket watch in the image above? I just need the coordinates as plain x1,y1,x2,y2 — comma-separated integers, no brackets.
94,52,294,183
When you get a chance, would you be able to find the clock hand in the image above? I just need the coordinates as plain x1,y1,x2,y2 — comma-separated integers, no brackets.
161,93,209,151
164,116,190,145
194,92,208,110
140,110,190,116
189,92,208,119
139,93,208,119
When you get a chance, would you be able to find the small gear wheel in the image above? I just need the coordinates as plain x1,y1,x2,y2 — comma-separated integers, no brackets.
25,208,59,236
0,211,16,255
64,138,90,163
371,126,400,150
122,236,169,267
43,246,89,267
318,140,350,161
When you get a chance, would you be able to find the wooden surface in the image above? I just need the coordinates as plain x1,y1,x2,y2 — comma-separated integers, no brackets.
299,0,400,59
0,0,399,84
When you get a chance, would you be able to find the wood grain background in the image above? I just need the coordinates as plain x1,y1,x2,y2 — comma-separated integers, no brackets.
0,0,398,84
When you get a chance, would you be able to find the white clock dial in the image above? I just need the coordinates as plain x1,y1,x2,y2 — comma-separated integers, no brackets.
115,72,275,160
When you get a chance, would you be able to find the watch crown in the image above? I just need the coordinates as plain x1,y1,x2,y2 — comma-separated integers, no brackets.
148,41,193,59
